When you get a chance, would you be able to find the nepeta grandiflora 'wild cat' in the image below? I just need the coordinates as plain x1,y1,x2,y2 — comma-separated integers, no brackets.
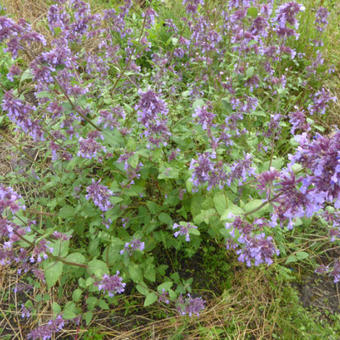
0,0,338,335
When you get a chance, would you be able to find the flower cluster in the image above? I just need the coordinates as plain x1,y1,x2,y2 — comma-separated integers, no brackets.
176,294,205,317
135,89,170,147
0,185,25,214
189,152,227,191
27,315,65,340
173,222,198,242
94,271,126,297
77,131,105,159
86,179,113,211
120,238,145,255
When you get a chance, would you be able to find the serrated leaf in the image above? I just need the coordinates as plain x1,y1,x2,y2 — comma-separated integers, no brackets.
144,292,158,307
44,261,63,289
220,205,244,220
157,281,173,292
63,301,78,320
65,252,85,264
58,205,75,218
213,192,228,215
129,263,143,283
194,208,216,224
285,254,297,264
158,212,172,225
72,289,82,302
243,199,264,215
52,302,61,316
136,284,149,296
296,251,309,260
84,311,93,325
87,259,108,278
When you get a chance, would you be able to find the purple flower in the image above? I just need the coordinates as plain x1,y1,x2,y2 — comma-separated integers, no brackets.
227,153,255,186
237,233,279,267
95,271,126,297
289,108,310,134
315,7,329,32
120,238,145,255
330,260,340,283
0,185,25,214
192,105,215,131
135,89,170,147
173,223,198,242
77,131,105,159
159,289,170,304
27,315,65,340
2,91,44,141
176,294,205,317
189,152,227,191
308,88,336,115
6,64,21,81
86,179,113,212
183,0,204,14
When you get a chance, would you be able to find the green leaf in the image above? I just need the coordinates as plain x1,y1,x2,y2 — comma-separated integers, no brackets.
98,299,109,310
84,311,93,325
144,292,158,307
129,263,143,283
220,205,244,220
52,302,61,316
72,289,82,302
243,199,264,215
20,68,33,83
285,255,297,264
158,165,179,179
86,296,98,311
158,212,172,225
213,192,228,216
63,301,78,320
157,281,173,292
193,208,216,224
246,66,255,79
296,251,309,260
136,284,150,296
65,252,85,264
87,260,108,278
102,129,124,147
247,7,258,18
144,263,156,282
44,261,63,289
58,205,75,218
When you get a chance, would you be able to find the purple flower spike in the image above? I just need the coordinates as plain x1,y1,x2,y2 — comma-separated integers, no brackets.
173,223,198,242
86,179,113,212
95,271,126,297
176,294,205,317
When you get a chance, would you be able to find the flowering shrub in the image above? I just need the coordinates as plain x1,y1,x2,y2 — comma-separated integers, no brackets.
0,0,338,336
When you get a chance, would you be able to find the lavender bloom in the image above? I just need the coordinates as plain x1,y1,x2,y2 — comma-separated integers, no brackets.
315,264,329,275
308,88,336,115
0,186,25,214
47,4,70,32
135,89,170,147
189,152,227,191
2,91,44,141
183,0,204,14
173,223,197,242
315,7,329,32
330,260,340,283
176,294,205,317
27,315,65,340
159,289,170,304
257,169,280,198
21,304,31,319
227,153,256,186
86,179,113,212
30,239,52,263
273,2,305,30
6,64,21,81
94,271,126,297
97,106,125,130
237,233,279,267
120,238,145,255
192,105,216,131
289,131,340,209
289,108,310,134
77,131,105,159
